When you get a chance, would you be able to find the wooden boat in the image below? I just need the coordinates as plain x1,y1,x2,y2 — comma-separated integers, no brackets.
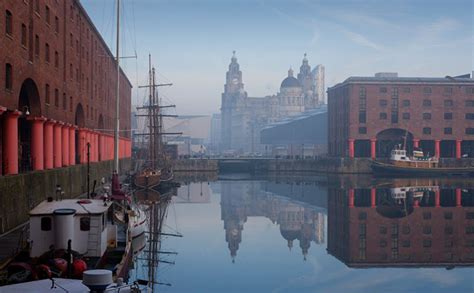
372,147,474,176
134,168,161,189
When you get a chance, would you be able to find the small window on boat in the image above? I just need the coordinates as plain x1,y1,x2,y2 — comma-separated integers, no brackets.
41,217,52,231
80,217,90,231
400,156,406,160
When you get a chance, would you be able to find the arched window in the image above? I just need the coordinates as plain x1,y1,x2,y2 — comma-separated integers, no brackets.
21,24,27,46
54,88,59,107
45,6,50,25
5,63,12,90
5,10,12,36
45,43,50,63
45,84,50,104
35,35,40,57
54,51,59,68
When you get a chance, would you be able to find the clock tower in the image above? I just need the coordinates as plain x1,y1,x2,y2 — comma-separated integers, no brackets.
224,51,244,94
221,51,247,151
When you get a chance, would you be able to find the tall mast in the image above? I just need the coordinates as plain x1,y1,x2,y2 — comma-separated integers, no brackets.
148,55,154,168
114,0,121,173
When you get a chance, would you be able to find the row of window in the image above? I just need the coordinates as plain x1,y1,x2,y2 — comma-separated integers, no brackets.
5,7,59,37
378,99,474,107
377,86,474,95
358,126,474,135
378,112,474,120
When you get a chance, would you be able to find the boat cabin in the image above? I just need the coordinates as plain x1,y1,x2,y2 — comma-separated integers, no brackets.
29,198,118,258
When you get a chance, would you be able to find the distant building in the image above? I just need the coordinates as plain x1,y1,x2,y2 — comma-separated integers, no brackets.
313,64,326,104
260,106,328,157
220,52,326,153
163,115,211,156
327,73,474,159
209,113,222,154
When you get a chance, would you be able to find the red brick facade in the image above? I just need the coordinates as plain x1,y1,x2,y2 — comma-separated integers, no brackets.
328,187,474,267
328,76,474,158
0,0,132,175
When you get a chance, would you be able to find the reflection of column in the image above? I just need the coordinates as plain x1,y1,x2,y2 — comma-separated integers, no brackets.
3,110,21,175
370,138,376,159
435,189,440,208
69,126,76,165
413,138,420,148
44,119,55,169
414,199,419,208
434,139,440,158
79,128,87,164
456,140,462,159
30,116,46,171
62,124,70,166
370,188,376,208
53,122,63,168
456,188,461,207
348,188,355,208
348,139,355,158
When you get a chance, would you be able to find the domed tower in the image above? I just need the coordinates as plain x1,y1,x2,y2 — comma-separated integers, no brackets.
278,68,303,116
280,68,302,96
297,53,313,92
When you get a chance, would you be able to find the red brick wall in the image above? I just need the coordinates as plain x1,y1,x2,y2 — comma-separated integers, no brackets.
328,80,474,156
0,0,131,137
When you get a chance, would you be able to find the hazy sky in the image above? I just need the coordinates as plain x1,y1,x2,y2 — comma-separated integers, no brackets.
81,0,473,115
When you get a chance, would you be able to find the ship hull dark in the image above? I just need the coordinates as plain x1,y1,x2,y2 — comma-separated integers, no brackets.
134,170,161,189
371,161,474,176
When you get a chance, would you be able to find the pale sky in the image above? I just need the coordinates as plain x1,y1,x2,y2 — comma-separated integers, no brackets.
81,0,474,115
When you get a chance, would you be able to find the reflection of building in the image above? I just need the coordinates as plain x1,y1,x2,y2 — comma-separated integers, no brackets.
328,186,474,267
219,181,325,261
175,182,211,204
327,73,474,159
221,52,326,153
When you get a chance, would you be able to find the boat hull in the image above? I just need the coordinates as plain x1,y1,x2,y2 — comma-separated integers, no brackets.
371,161,474,176
134,170,161,189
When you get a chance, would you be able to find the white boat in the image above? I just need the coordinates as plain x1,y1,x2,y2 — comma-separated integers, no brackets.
0,269,150,292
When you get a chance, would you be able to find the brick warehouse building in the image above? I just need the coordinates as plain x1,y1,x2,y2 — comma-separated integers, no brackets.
328,73,474,159
0,0,132,175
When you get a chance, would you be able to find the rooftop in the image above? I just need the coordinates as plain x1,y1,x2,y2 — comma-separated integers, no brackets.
329,74,474,90
30,199,112,216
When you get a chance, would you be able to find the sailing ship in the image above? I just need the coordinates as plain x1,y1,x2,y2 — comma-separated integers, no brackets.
134,56,180,189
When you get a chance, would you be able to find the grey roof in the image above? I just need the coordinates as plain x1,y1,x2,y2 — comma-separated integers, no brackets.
261,105,327,130
330,76,474,90
281,76,301,88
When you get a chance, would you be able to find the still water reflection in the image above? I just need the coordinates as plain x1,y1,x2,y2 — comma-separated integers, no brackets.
135,176,474,293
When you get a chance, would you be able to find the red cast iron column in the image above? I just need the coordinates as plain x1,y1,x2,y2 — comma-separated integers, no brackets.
29,116,47,171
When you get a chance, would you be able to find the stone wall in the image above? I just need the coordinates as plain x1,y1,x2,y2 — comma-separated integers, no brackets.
0,158,131,234
173,159,218,172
